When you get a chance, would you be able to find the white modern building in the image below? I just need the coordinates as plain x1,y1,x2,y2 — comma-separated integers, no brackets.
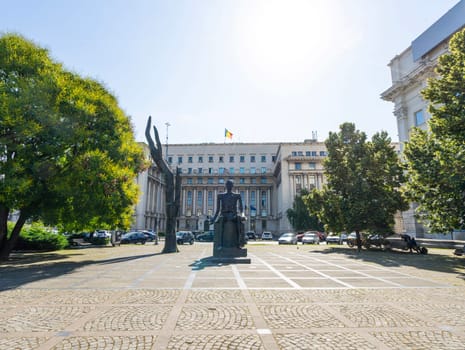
381,0,465,236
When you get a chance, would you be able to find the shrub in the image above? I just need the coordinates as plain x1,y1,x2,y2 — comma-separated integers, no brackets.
90,237,109,245
15,223,69,251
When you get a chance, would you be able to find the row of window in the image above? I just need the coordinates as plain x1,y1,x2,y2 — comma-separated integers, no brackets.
169,154,275,164
291,151,327,157
182,167,268,175
186,177,268,185
294,162,317,170
185,190,268,210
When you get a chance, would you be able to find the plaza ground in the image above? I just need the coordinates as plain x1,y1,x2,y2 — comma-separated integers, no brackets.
1,242,465,349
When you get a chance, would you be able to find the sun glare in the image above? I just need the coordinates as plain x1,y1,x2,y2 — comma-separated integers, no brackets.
235,0,352,90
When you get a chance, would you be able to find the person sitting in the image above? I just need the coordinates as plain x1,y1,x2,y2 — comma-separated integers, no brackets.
400,234,417,253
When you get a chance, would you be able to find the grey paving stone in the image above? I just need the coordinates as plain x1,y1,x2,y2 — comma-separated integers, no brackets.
0,306,96,332
275,332,378,350
0,337,48,350
370,330,465,350
175,305,255,330
81,306,172,331
167,335,264,350
51,335,156,350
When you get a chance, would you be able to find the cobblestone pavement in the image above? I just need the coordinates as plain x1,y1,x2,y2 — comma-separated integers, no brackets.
1,243,464,349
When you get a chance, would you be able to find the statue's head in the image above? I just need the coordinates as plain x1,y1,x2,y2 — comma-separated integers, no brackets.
226,179,234,190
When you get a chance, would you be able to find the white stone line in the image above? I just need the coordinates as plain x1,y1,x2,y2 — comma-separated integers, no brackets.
328,258,451,286
271,253,355,288
249,254,301,289
231,265,248,290
292,252,404,287
184,247,209,290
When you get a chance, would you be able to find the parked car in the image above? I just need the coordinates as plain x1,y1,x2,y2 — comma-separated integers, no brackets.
340,233,348,243
140,230,159,244
94,230,111,238
192,231,203,239
246,231,258,240
302,232,320,244
325,234,342,244
121,232,147,244
346,232,358,247
296,232,305,242
317,232,326,241
278,232,298,245
176,231,194,245
196,231,214,242
261,231,273,240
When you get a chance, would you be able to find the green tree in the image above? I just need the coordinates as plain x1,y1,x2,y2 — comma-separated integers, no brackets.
286,189,324,232
306,123,407,250
403,28,465,233
0,34,146,260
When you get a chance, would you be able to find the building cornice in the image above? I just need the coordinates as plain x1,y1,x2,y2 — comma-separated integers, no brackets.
381,60,436,101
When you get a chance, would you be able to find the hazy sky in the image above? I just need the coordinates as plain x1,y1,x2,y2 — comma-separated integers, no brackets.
1,0,460,144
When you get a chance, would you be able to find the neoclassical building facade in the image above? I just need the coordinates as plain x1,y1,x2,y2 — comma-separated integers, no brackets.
132,139,328,235
381,0,465,236
131,143,167,233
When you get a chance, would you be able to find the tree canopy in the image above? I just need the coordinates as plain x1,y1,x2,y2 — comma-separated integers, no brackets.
286,189,324,232
0,34,146,259
403,28,465,233
306,123,407,242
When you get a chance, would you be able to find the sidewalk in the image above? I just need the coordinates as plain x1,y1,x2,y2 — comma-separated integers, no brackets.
1,243,464,349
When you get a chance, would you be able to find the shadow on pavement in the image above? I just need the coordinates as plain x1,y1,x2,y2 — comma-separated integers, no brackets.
189,257,234,271
307,246,465,277
0,250,162,290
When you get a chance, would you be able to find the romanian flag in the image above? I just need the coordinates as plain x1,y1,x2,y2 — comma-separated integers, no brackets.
225,128,233,139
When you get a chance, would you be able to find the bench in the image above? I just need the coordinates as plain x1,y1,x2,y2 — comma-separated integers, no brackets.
70,238,90,246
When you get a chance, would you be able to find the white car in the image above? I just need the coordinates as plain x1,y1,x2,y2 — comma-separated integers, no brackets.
325,235,342,244
302,232,320,244
94,230,111,238
278,233,298,245
261,231,273,240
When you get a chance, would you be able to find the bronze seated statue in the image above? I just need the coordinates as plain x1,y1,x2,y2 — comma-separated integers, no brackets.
209,179,247,258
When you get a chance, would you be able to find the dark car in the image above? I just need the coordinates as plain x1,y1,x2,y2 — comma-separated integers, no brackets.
246,231,258,240
140,230,159,244
196,231,214,242
121,232,147,244
176,231,194,245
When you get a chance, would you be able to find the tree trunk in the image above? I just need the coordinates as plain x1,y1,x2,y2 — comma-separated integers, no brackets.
145,116,179,254
355,230,362,253
0,204,9,246
0,210,28,261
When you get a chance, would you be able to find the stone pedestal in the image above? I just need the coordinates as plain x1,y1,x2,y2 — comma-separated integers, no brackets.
212,219,250,264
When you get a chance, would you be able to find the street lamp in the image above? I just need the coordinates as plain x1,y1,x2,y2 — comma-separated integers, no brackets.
196,209,202,231
165,122,170,161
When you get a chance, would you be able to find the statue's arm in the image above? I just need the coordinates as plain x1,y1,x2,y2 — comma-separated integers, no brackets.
210,193,221,223
238,195,246,220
